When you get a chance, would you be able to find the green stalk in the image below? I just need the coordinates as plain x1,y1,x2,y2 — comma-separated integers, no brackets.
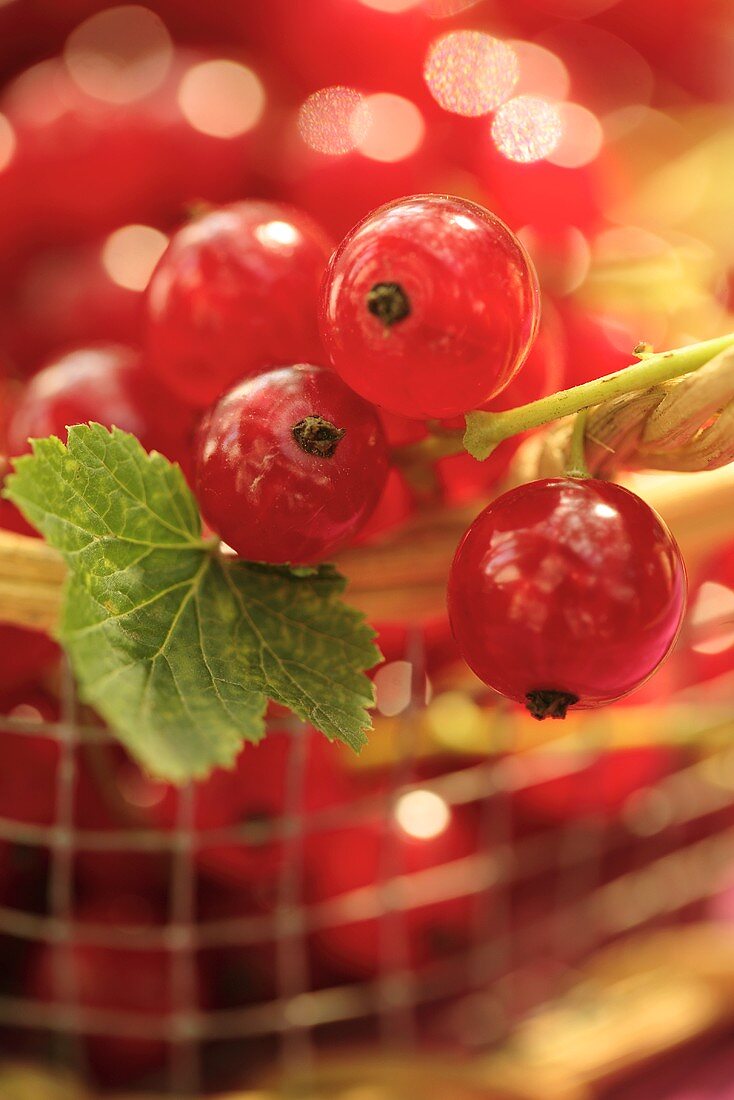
565,408,590,479
464,332,734,461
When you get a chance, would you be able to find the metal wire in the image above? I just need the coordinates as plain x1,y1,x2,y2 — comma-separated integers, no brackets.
1,662,734,1095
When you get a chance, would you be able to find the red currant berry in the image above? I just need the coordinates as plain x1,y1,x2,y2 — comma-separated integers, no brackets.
194,364,389,564
557,301,632,388
239,0,433,100
320,194,540,420
4,238,150,372
477,145,610,239
71,742,171,904
447,478,687,717
305,804,478,979
6,344,195,472
437,309,567,506
0,51,263,251
26,901,209,1086
146,201,334,408
350,468,416,547
278,142,437,244
0,688,60,826
513,747,678,824
195,730,349,913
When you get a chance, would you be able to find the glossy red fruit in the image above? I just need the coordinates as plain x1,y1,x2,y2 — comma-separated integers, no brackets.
448,479,687,717
436,308,567,506
277,142,439,244
0,51,264,254
146,201,334,408
0,839,48,913
351,467,416,547
26,900,206,1086
477,145,611,239
513,747,678,824
71,741,171,904
556,301,632,388
6,345,196,472
143,726,348,828
0,689,167,900
320,194,540,420
194,364,389,563
195,731,350,917
238,0,433,100
2,239,152,372
0,688,60,825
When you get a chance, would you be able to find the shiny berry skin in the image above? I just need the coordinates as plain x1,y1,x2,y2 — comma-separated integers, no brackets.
320,194,540,420
0,51,263,253
194,364,389,564
146,201,334,408
436,306,567,506
447,478,687,717
6,344,196,472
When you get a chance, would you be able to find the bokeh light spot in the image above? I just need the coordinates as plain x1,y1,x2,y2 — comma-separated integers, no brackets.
511,40,570,100
178,60,265,139
356,93,425,162
535,24,653,113
689,582,734,655
424,31,519,117
426,0,483,15
118,763,168,810
528,0,619,14
102,224,168,291
518,224,591,296
374,661,413,717
491,95,563,163
547,102,603,167
254,220,301,250
0,113,16,173
358,0,422,9
395,789,451,840
64,5,173,103
9,703,44,722
298,86,370,155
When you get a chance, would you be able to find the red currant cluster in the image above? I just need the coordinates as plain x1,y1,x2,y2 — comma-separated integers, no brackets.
0,188,695,1086
2,191,687,720
0,2,730,1091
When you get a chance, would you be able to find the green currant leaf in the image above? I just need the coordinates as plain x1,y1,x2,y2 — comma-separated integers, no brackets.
5,424,378,783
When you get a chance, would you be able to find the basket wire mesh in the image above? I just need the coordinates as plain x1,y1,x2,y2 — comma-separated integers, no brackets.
0,640,733,1096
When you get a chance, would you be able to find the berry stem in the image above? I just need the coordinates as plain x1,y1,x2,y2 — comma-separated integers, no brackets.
393,426,465,469
565,408,590,479
292,415,346,458
367,282,411,328
465,332,734,461
525,690,580,720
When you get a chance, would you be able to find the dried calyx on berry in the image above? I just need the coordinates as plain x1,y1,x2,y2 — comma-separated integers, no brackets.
292,415,346,458
525,690,580,721
367,281,411,328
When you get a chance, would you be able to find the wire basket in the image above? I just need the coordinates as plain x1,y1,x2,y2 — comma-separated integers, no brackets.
1,472,734,1097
